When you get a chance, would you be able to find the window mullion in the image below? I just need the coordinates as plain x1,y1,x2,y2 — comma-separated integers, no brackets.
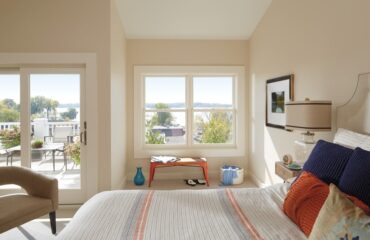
186,75,193,147
144,109,186,113
20,68,31,168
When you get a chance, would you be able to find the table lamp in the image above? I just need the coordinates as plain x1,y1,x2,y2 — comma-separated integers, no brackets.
285,99,332,165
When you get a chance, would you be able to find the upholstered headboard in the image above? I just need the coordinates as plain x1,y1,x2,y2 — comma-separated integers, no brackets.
337,72,370,134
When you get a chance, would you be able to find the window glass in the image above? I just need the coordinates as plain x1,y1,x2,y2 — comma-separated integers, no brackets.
0,74,21,167
145,111,186,145
193,76,233,109
193,111,233,144
141,72,237,147
145,77,186,109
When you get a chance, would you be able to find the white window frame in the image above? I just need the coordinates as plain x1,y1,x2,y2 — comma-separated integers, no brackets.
134,66,245,158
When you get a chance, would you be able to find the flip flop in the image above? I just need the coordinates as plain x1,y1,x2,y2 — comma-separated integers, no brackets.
193,179,207,185
184,179,197,186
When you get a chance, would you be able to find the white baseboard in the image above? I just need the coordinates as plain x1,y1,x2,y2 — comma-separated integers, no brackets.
120,176,127,189
58,204,81,210
247,172,268,188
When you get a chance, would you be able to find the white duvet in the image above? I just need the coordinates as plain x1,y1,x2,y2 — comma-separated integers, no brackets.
57,183,306,240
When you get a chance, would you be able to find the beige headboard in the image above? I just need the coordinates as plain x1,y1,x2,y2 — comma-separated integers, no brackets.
337,72,370,134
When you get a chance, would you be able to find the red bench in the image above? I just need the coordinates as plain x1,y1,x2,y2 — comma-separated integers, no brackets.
148,157,209,187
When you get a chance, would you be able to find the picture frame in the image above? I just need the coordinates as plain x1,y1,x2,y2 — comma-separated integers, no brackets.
266,74,294,129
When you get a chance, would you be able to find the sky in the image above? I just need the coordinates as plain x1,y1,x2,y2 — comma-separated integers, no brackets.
0,74,80,104
145,76,233,106
1,74,231,106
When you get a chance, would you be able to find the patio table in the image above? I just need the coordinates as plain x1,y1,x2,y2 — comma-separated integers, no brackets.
5,143,66,171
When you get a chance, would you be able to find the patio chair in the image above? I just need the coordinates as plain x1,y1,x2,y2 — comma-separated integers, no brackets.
0,166,58,234
0,149,15,166
43,126,74,170
45,126,74,144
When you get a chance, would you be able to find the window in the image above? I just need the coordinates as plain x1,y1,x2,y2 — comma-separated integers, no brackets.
145,76,186,145
134,66,245,158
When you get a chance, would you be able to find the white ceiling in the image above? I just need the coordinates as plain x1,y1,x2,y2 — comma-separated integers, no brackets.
116,0,272,40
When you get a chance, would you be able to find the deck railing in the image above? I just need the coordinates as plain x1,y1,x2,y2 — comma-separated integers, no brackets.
0,121,80,136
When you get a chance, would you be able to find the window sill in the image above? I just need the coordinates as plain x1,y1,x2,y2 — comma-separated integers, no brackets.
134,146,245,159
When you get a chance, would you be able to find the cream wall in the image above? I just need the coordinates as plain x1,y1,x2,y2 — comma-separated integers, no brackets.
110,0,128,189
126,40,249,180
0,0,113,191
249,0,370,186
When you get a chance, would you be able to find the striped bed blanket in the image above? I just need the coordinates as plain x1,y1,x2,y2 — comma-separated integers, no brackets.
57,184,306,240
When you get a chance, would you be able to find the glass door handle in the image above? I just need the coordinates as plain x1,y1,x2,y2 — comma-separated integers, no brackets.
80,131,87,145
83,130,87,145
80,121,87,145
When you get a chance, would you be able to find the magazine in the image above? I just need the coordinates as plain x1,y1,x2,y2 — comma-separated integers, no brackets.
151,155,180,163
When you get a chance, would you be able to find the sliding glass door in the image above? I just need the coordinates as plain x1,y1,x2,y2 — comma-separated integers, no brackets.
0,68,87,203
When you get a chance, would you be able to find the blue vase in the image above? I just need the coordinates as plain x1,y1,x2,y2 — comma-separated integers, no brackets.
134,167,145,186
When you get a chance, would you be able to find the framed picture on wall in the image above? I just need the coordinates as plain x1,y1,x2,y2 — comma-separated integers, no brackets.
266,74,294,129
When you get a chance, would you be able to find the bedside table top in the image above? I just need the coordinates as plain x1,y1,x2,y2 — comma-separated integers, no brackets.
275,161,302,181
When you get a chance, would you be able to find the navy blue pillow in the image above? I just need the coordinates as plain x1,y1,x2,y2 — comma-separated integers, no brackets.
339,147,370,207
303,140,353,185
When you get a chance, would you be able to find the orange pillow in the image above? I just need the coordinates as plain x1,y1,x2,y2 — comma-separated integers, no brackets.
283,171,329,236
283,171,370,237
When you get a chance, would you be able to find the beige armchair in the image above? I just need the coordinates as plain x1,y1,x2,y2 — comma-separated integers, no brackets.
0,166,58,234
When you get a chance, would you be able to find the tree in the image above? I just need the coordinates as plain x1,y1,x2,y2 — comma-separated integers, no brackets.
0,102,19,122
145,119,165,144
151,103,173,126
60,108,78,120
201,112,231,143
46,99,59,120
30,96,59,120
31,96,47,115
1,99,17,109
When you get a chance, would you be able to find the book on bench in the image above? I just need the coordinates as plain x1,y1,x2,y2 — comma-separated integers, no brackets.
151,155,180,163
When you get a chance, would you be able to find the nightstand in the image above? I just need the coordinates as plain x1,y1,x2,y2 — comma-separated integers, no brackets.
275,161,302,182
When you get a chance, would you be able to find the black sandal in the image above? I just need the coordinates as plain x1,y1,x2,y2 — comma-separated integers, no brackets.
184,179,197,186
193,179,207,185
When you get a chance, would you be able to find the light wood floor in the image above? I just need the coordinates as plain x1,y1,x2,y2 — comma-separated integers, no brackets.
125,177,257,190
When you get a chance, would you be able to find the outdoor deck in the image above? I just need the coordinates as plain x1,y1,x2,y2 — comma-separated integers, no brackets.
0,152,80,189
0,120,81,189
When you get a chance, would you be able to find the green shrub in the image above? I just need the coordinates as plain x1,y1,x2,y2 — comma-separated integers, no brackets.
0,127,21,148
31,140,44,149
66,141,80,165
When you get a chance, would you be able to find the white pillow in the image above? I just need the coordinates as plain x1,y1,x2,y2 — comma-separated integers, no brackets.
361,138,370,151
334,128,370,151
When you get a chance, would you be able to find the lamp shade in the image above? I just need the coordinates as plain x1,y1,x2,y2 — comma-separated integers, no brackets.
285,100,332,132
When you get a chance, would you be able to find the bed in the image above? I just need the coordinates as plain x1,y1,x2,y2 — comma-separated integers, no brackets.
58,73,370,240
57,183,306,240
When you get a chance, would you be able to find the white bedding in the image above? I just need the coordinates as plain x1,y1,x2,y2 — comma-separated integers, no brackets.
57,184,306,240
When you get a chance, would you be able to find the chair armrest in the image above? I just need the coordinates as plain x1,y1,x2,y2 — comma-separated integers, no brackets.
0,166,58,210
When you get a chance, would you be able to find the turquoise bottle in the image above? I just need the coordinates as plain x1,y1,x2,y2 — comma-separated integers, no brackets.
134,167,145,185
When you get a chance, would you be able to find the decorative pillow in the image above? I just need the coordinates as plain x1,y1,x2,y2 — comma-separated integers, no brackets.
303,140,353,184
334,128,370,151
309,184,370,240
339,147,370,206
283,171,329,236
